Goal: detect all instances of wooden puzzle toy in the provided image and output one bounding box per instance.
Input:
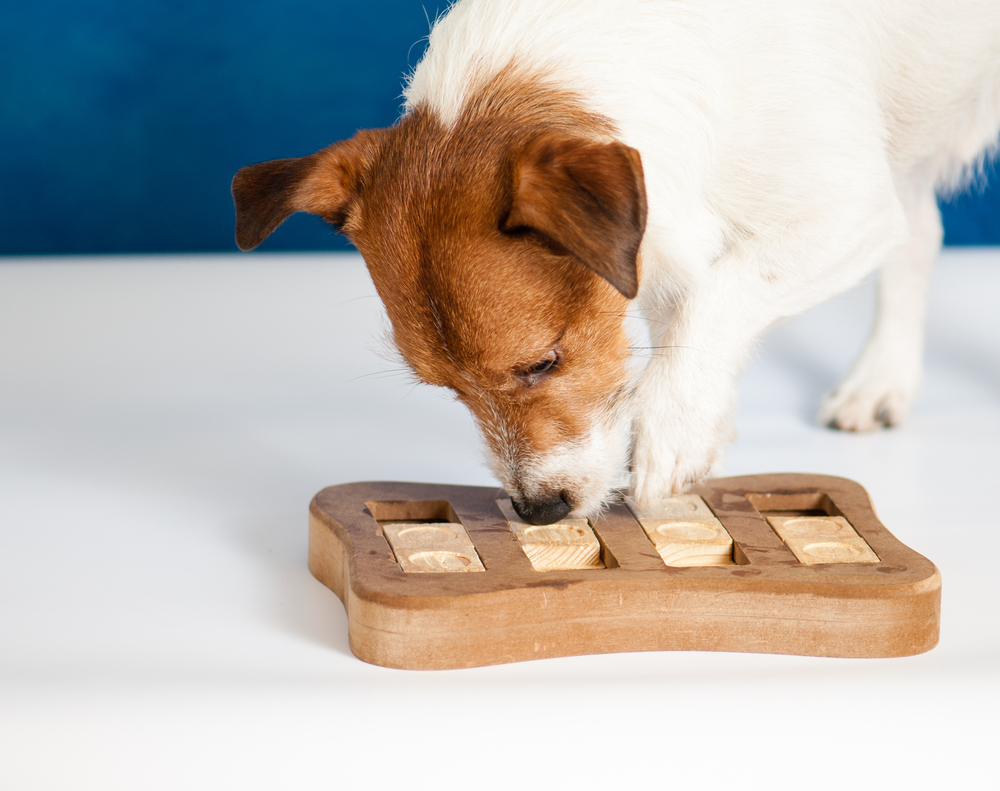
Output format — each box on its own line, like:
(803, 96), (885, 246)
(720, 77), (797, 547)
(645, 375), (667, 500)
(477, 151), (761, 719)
(308, 473), (940, 669)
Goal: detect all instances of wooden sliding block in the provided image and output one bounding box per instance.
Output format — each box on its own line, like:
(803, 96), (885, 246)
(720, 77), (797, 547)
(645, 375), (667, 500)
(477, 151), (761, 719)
(496, 499), (603, 570)
(639, 518), (734, 566)
(626, 495), (733, 566)
(624, 493), (716, 520)
(381, 522), (485, 573)
(767, 515), (879, 565)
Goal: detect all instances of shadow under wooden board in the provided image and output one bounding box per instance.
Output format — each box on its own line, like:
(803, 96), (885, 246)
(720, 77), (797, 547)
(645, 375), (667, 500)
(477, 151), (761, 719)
(308, 473), (941, 670)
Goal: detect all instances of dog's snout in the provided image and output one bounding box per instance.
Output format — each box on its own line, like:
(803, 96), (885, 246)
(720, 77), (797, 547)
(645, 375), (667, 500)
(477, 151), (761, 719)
(511, 491), (573, 525)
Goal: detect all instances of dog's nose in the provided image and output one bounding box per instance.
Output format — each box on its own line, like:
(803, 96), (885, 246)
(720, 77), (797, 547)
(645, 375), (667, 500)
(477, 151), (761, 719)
(511, 491), (573, 525)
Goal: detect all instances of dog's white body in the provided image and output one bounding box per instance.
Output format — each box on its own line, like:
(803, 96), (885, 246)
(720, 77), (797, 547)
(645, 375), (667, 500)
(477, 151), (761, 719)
(234, 1), (1000, 521)
(405, 0), (1000, 507)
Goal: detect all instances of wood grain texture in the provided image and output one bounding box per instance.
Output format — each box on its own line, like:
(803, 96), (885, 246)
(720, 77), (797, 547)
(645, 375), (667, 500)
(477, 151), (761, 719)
(308, 474), (941, 669)
(496, 498), (603, 570)
(767, 515), (879, 565)
(626, 493), (734, 566)
(637, 516), (735, 566)
(381, 522), (486, 573)
(624, 493), (716, 520)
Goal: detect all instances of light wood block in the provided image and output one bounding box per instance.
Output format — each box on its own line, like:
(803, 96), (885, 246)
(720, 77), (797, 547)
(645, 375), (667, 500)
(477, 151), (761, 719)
(626, 494), (733, 566)
(638, 517), (735, 566)
(495, 499), (603, 570)
(308, 474), (941, 669)
(767, 515), (879, 565)
(382, 522), (485, 573)
(624, 493), (716, 520)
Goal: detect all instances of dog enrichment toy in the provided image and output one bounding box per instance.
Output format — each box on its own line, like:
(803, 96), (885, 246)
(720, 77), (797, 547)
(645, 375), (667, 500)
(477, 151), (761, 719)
(309, 473), (940, 669)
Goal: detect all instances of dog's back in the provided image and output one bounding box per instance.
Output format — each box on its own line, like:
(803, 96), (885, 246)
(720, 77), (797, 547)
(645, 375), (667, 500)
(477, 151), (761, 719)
(406, 0), (1000, 257)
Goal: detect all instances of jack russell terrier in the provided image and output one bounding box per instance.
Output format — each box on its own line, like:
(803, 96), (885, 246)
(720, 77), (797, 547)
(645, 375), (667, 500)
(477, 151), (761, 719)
(233, 0), (1000, 524)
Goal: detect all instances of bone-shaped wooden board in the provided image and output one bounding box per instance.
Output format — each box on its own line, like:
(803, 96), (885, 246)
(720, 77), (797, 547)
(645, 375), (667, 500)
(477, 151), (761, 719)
(308, 474), (940, 669)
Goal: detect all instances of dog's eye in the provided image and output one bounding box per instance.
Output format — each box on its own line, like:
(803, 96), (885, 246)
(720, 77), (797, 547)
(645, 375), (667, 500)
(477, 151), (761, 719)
(518, 349), (561, 384)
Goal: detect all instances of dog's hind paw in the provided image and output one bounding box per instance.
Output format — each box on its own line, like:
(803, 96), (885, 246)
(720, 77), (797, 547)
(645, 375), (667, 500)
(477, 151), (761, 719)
(819, 381), (916, 432)
(819, 334), (924, 432)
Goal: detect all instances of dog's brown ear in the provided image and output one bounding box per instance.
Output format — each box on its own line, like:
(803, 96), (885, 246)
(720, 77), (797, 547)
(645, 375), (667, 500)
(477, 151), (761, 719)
(231, 134), (378, 251)
(503, 135), (646, 299)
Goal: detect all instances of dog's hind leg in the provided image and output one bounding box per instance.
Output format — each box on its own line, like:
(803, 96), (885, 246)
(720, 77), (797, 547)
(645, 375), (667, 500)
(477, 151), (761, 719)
(819, 182), (942, 431)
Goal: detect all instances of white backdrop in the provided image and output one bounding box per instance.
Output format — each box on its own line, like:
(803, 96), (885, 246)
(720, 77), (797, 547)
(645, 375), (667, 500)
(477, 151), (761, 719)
(1, 250), (997, 789)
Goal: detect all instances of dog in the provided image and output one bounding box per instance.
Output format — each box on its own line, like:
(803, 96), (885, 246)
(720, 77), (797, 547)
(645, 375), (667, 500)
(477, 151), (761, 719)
(233, 0), (1000, 525)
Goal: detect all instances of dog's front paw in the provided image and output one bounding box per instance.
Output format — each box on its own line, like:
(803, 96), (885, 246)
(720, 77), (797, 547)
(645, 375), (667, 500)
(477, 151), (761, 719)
(628, 353), (737, 506)
(820, 352), (921, 431)
(630, 420), (730, 506)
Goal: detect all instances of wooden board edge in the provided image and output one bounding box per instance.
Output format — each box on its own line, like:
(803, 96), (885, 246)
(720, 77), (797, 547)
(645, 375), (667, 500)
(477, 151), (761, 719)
(344, 607), (942, 670)
(336, 567), (942, 670)
(308, 497), (350, 611)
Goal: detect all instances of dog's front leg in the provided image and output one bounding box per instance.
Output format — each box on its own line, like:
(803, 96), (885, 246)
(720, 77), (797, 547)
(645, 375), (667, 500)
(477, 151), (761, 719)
(630, 273), (760, 503)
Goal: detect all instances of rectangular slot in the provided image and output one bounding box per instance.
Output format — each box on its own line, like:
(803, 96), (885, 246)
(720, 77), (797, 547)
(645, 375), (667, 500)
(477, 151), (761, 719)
(745, 491), (841, 518)
(366, 498), (459, 524)
(496, 499), (604, 571)
(746, 491), (878, 564)
(370, 500), (485, 573)
(625, 494), (734, 566)
(766, 515), (879, 565)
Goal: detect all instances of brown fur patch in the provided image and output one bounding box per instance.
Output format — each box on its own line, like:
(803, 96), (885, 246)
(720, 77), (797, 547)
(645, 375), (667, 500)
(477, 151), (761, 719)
(232, 67), (646, 467)
(504, 133), (646, 298)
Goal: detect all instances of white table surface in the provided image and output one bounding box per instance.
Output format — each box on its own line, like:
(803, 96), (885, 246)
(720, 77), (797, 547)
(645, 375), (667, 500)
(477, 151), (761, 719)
(2, 249), (997, 789)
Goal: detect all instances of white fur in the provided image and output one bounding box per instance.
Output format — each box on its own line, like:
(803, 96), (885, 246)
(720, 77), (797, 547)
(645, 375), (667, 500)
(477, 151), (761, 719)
(405, 0), (1000, 509)
(487, 401), (634, 519)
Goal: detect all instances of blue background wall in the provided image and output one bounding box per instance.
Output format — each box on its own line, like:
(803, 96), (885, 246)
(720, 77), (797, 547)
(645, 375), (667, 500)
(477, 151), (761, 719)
(1, 1), (997, 255)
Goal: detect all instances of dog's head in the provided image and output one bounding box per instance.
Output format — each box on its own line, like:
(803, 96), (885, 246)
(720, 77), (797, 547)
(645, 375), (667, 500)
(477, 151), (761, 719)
(233, 102), (646, 523)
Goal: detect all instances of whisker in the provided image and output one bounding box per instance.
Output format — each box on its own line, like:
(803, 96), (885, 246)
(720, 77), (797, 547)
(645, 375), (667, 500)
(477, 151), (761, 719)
(332, 294), (380, 307)
(627, 344), (728, 363)
(402, 382), (424, 400)
(594, 310), (673, 327)
(345, 367), (415, 383)
(629, 344), (711, 352)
